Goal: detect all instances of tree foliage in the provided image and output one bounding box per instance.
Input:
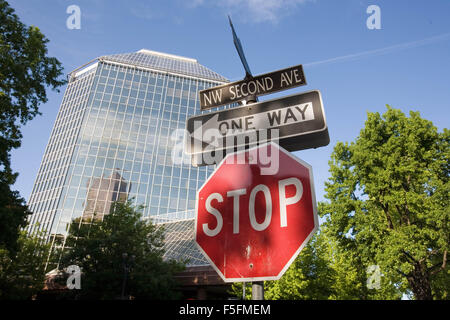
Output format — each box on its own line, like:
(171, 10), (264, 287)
(231, 229), (401, 300)
(263, 231), (335, 300)
(319, 107), (449, 300)
(0, 179), (30, 255)
(58, 201), (185, 300)
(0, 0), (65, 257)
(0, 230), (50, 299)
(0, 0), (65, 174)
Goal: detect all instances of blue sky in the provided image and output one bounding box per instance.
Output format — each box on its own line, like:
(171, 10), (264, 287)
(8, 0), (450, 204)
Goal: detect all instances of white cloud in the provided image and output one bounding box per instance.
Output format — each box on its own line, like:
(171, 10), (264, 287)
(190, 0), (314, 23)
(229, 0), (312, 22)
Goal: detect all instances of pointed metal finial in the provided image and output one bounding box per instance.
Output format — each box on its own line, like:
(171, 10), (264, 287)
(228, 15), (253, 79)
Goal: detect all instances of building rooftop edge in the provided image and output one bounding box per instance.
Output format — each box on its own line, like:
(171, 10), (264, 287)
(137, 49), (198, 63)
(68, 50), (228, 83)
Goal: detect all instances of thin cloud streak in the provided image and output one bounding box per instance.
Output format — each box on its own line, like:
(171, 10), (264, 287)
(304, 32), (450, 67)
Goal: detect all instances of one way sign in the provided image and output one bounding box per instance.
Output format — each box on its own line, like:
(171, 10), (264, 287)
(185, 90), (329, 166)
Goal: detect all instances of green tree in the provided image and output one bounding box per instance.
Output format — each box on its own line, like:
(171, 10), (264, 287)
(0, 230), (50, 299)
(319, 107), (449, 300)
(231, 228), (401, 300)
(263, 232), (335, 300)
(58, 201), (185, 300)
(0, 181), (30, 255)
(0, 0), (65, 252)
(325, 226), (402, 300)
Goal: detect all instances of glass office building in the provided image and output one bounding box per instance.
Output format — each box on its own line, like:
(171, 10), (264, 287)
(27, 49), (228, 258)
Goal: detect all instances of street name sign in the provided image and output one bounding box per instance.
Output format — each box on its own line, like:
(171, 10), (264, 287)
(199, 64), (307, 110)
(195, 143), (319, 282)
(186, 90), (329, 166)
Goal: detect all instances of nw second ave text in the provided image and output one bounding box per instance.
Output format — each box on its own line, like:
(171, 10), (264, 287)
(199, 64), (306, 109)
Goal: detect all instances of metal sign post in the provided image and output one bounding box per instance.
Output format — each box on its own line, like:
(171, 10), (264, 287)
(252, 282), (264, 300)
(244, 96), (264, 302)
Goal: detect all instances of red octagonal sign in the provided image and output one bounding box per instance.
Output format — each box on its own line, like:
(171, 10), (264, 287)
(195, 142), (318, 282)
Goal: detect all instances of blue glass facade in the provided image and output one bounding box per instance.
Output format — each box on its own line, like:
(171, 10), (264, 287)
(27, 50), (227, 254)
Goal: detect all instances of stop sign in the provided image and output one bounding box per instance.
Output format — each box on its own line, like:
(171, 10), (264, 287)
(195, 142), (318, 282)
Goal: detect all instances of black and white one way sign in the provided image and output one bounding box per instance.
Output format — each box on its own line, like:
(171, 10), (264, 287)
(186, 90), (329, 163)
